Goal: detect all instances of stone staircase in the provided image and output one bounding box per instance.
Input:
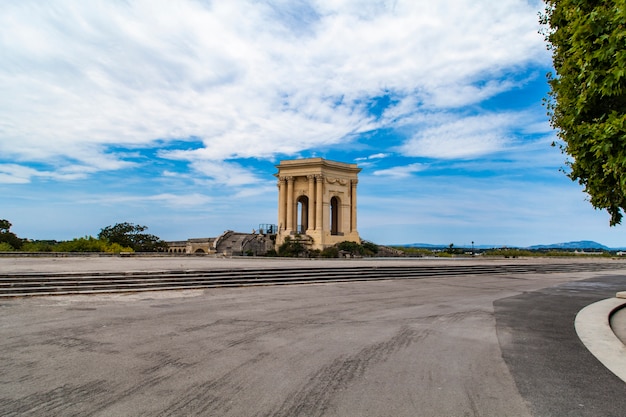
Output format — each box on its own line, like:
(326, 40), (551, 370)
(1, 262), (624, 298)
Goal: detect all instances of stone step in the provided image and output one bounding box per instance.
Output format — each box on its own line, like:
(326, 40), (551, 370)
(0, 262), (623, 298)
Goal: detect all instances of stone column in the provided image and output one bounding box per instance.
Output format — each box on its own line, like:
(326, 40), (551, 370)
(315, 175), (323, 231)
(277, 177), (285, 231)
(351, 179), (358, 232)
(286, 176), (294, 231)
(307, 175), (315, 231)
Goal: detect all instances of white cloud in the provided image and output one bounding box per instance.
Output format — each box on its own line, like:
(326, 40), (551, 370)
(148, 193), (213, 208)
(423, 79), (518, 109)
(7, 1), (623, 248)
(157, 156), (263, 187)
(372, 163), (427, 178)
(0, 165), (40, 184)
(189, 160), (262, 187)
(0, 163), (95, 183)
(398, 112), (525, 159)
(356, 153), (390, 161)
(83, 193), (212, 208)
(355, 152), (392, 168)
(0, 0), (548, 183)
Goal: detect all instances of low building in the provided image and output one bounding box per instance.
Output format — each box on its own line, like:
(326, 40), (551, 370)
(166, 230), (274, 256)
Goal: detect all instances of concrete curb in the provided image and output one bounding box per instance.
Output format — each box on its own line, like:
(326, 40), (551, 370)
(575, 295), (626, 383)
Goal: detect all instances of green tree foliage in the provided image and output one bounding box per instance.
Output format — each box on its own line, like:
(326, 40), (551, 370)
(18, 238), (131, 253)
(0, 242), (16, 251)
(0, 219), (11, 232)
(336, 241), (379, 257)
(483, 248), (535, 257)
(276, 239), (378, 258)
(0, 219), (22, 250)
(337, 240), (365, 256)
(446, 243), (464, 255)
(361, 241), (379, 255)
(320, 246), (339, 258)
(21, 241), (56, 252)
(277, 236), (306, 257)
(394, 246), (432, 256)
(541, 1), (626, 225)
(98, 222), (167, 252)
(54, 236), (132, 253)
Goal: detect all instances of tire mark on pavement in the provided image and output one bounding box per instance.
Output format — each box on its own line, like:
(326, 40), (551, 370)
(83, 373), (172, 415)
(84, 349), (203, 414)
(139, 351), (195, 375)
(154, 352), (270, 416)
(0, 380), (109, 417)
(420, 309), (492, 324)
(263, 325), (426, 417)
(41, 336), (119, 354)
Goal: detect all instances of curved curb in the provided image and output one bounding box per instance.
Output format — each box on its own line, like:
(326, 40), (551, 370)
(575, 296), (626, 383)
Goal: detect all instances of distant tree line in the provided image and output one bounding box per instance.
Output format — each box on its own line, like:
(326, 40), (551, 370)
(394, 246), (615, 258)
(0, 220), (166, 253)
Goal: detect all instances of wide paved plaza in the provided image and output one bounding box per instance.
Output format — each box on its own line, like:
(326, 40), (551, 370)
(0, 257), (625, 416)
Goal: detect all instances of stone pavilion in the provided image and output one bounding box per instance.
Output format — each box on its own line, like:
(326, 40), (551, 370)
(275, 158), (361, 251)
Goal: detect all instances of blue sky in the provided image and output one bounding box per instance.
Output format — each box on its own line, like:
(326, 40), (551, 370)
(1, 0), (624, 247)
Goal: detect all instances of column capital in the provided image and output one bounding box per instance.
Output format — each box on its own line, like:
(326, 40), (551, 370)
(315, 174), (324, 182)
(351, 179), (358, 186)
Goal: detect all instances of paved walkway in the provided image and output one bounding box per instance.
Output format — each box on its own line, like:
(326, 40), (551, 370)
(1, 254), (623, 273)
(0, 257), (624, 416)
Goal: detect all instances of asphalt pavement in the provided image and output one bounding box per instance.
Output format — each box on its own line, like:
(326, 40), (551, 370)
(0, 257), (624, 416)
(495, 275), (626, 416)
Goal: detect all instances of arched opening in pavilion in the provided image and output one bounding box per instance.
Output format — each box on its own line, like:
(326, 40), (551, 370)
(296, 195), (309, 234)
(330, 196), (340, 235)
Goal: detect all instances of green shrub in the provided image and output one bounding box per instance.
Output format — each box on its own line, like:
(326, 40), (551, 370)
(361, 241), (379, 255)
(320, 247), (339, 258)
(0, 242), (15, 251)
(54, 236), (105, 252)
(277, 237), (306, 257)
(105, 242), (134, 253)
(337, 241), (364, 255)
(54, 236), (133, 253)
(21, 241), (56, 252)
(484, 249), (534, 257)
(0, 231), (22, 250)
(394, 247), (433, 256)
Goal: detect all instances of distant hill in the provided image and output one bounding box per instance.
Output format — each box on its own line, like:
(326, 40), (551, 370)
(398, 240), (616, 250)
(526, 240), (610, 250)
